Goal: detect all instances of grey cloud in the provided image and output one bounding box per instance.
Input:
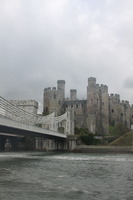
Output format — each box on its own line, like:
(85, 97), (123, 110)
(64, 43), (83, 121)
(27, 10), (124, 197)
(124, 78), (133, 89)
(1, 0), (133, 111)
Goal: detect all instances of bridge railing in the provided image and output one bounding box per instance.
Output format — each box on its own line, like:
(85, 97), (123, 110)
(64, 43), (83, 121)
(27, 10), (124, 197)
(36, 112), (68, 125)
(0, 96), (37, 125)
(36, 112), (55, 124)
(0, 96), (71, 134)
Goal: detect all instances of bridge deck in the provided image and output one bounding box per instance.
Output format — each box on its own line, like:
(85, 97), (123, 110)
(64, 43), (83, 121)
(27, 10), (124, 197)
(0, 116), (67, 139)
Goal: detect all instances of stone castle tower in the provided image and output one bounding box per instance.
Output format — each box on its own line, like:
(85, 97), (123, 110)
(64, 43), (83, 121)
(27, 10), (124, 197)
(87, 77), (109, 134)
(43, 80), (65, 116)
(43, 77), (133, 135)
(109, 94), (131, 129)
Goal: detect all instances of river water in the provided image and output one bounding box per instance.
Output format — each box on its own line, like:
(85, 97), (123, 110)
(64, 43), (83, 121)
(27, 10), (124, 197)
(0, 152), (133, 200)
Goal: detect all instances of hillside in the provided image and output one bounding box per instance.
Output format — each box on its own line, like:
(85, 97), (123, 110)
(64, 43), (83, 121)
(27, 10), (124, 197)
(109, 131), (133, 146)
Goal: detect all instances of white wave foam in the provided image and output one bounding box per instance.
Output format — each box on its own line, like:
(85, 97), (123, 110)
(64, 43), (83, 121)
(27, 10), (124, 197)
(46, 154), (133, 162)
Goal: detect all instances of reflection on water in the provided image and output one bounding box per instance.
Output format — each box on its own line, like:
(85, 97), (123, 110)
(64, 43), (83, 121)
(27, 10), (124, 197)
(0, 152), (133, 200)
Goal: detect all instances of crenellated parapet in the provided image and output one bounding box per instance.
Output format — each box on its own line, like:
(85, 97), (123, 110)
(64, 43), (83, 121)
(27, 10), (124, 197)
(44, 87), (57, 93)
(43, 80), (65, 115)
(121, 100), (129, 105)
(109, 94), (120, 103)
(70, 89), (77, 101)
(9, 100), (38, 115)
(62, 99), (87, 129)
(109, 93), (131, 128)
(87, 77), (109, 134)
(57, 80), (65, 100)
(42, 77), (133, 135)
(99, 84), (108, 93)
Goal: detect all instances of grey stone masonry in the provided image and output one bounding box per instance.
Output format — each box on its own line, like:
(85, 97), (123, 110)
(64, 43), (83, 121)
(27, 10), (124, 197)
(9, 100), (38, 115)
(43, 77), (133, 135)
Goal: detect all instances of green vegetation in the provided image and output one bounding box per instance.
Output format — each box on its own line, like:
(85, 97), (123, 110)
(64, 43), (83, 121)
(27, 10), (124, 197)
(75, 127), (100, 145)
(75, 124), (130, 146)
(109, 123), (130, 136)
(109, 131), (133, 146)
(80, 133), (93, 145)
(74, 127), (89, 135)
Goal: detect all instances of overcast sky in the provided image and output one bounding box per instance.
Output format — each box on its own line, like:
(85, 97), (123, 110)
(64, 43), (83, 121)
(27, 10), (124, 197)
(0, 0), (133, 112)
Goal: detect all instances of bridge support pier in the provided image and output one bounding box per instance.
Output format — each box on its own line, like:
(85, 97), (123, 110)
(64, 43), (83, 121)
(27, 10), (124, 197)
(0, 136), (6, 151)
(0, 136), (24, 151)
(67, 136), (77, 150)
(35, 138), (67, 151)
(35, 136), (77, 151)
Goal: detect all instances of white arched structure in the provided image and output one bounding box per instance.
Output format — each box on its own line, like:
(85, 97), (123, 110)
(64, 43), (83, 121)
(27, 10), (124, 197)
(36, 109), (74, 135)
(0, 96), (74, 136)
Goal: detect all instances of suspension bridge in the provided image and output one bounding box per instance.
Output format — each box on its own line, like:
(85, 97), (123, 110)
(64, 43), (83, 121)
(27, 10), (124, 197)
(0, 96), (74, 150)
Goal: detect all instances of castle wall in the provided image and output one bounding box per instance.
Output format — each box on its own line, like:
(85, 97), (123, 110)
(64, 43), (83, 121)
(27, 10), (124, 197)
(43, 80), (65, 116)
(119, 101), (130, 128)
(99, 85), (109, 134)
(9, 100), (38, 114)
(63, 100), (87, 129)
(109, 94), (131, 129)
(57, 80), (65, 100)
(109, 94), (120, 126)
(87, 77), (98, 133)
(43, 87), (58, 114)
(130, 105), (133, 126)
(70, 89), (77, 101)
(86, 77), (109, 134)
(43, 77), (133, 136)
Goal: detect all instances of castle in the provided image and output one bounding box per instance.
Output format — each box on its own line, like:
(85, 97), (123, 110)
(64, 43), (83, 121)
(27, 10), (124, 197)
(43, 77), (133, 135)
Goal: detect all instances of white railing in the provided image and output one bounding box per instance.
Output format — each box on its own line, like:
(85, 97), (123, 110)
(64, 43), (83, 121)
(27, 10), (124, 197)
(0, 96), (37, 125)
(0, 96), (68, 127)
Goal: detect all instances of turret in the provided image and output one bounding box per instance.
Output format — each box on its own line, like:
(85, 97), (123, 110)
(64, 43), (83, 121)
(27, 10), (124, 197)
(88, 77), (96, 89)
(109, 94), (120, 103)
(70, 89), (77, 101)
(100, 84), (108, 93)
(57, 80), (65, 99)
(87, 77), (109, 134)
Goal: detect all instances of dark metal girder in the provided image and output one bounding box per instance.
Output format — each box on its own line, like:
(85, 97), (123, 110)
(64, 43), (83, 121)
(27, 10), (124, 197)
(0, 125), (66, 141)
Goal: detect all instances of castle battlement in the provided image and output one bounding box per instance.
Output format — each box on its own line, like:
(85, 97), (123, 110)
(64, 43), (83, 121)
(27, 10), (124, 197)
(109, 93), (120, 101)
(99, 84), (108, 93)
(9, 100), (38, 108)
(88, 77), (96, 88)
(88, 77), (96, 82)
(52, 87), (56, 91)
(57, 80), (65, 84)
(9, 100), (38, 114)
(43, 80), (65, 115)
(70, 89), (77, 101)
(44, 87), (52, 92)
(121, 100), (129, 105)
(43, 77), (133, 134)
(44, 87), (58, 93)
